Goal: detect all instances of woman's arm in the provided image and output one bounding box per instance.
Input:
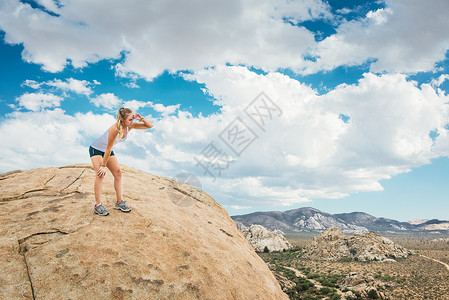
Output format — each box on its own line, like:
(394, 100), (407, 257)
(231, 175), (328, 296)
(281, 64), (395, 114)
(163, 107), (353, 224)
(97, 125), (118, 177)
(132, 113), (153, 129)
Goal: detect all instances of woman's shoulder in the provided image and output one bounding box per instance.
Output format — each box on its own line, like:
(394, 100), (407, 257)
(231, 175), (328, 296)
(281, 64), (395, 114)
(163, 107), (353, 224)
(108, 124), (119, 134)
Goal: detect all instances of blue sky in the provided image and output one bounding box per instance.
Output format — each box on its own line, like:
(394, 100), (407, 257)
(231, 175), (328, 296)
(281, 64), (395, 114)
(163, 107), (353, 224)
(1, 0), (449, 221)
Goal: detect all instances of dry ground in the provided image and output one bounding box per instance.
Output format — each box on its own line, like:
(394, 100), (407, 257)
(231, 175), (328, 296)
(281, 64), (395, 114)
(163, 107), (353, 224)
(259, 233), (449, 299)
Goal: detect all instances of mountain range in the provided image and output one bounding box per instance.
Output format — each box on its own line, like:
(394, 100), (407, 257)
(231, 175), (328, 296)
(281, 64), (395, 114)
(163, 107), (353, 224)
(231, 207), (449, 234)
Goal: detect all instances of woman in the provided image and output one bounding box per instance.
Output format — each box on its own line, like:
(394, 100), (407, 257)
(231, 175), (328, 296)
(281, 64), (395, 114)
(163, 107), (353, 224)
(89, 107), (153, 216)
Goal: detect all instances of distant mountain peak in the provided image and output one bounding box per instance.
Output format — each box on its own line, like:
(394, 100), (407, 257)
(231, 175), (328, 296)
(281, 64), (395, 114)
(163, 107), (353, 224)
(231, 207), (448, 233)
(408, 219), (430, 225)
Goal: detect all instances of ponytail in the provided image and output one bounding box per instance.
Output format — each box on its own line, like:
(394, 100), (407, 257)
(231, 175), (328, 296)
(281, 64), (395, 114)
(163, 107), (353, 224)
(116, 107), (133, 139)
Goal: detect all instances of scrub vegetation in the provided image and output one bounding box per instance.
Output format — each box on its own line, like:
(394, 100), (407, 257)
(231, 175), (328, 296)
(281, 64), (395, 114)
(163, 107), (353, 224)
(258, 233), (449, 299)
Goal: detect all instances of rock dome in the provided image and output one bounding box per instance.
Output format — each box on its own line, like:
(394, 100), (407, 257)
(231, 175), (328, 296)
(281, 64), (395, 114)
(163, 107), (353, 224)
(0, 164), (288, 299)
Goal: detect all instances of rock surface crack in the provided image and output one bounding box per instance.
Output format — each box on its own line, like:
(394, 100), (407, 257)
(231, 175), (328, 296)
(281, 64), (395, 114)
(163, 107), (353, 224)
(21, 250), (36, 300)
(60, 169), (86, 193)
(44, 174), (56, 185)
(18, 229), (69, 300)
(172, 186), (202, 203)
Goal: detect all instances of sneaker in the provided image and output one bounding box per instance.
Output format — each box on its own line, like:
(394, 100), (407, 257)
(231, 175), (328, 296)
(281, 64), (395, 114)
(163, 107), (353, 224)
(94, 203), (109, 216)
(115, 200), (131, 212)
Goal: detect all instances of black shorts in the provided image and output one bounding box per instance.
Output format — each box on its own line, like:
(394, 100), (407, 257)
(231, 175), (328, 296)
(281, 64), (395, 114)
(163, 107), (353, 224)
(89, 146), (115, 158)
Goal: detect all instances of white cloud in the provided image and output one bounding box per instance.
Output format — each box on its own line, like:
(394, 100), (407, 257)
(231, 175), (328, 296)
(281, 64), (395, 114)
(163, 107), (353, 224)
(431, 74), (449, 88)
(366, 7), (391, 25)
(182, 66), (449, 206)
(16, 92), (63, 111)
(1, 0), (448, 78)
(0, 109), (114, 171)
(23, 78), (96, 95)
(34, 0), (61, 14)
(48, 78), (96, 95)
(114, 63), (140, 88)
(320, 73), (449, 165)
(151, 103), (180, 117)
(23, 80), (41, 89)
(122, 100), (152, 112)
(90, 93), (122, 110)
(0, 0), (327, 79)
(304, 0), (449, 74)
(269, 0), (332, 21)
(122, 100), (180, 117)
(0, 0), (123, 72)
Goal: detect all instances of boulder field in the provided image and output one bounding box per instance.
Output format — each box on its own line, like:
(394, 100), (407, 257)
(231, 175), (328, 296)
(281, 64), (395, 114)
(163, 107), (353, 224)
(304, 227), (412, 262)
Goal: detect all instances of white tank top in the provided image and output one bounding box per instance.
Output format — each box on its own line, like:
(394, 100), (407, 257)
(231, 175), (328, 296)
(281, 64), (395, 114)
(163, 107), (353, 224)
(91, 126), (129, 152)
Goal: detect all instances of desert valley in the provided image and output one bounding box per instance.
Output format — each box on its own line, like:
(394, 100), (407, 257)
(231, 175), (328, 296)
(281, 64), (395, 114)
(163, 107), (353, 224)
(234, 209), (449, 299)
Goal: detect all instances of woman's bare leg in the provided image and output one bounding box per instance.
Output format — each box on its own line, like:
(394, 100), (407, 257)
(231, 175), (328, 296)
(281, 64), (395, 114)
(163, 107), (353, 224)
(91, 155), (105, 206)
(106, 156), (123, 203)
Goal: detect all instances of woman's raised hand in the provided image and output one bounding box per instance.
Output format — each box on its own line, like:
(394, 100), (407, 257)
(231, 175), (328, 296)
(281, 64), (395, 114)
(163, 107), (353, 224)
(134, 113), (143, 121)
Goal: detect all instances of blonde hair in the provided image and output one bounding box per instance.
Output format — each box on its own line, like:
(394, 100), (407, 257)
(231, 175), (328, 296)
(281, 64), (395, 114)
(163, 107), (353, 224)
(116, 107), (133, 139)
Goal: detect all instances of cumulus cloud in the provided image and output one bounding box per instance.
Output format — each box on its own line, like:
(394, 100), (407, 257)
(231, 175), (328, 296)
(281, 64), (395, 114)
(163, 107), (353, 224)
(22, 80), (42, 89)
(0, 109), (115, 171)
(16, 92), (63, 111)
(431, 74), (449, 88)
(151, 103), (180, 117)
(0, 0), (328, 79)
(181, 66), (449, 207)
(47, 78), (96, 95)
(114, 63), (140, 88)
(1, 0), (449, 78)
(90, 93), (122, 110)
(23, 78), (96, 95)
(123, 100), (180, 117)
(122, 100), (152, 112)
(0, 0), (123, 72)
(304, 0), (449, 74)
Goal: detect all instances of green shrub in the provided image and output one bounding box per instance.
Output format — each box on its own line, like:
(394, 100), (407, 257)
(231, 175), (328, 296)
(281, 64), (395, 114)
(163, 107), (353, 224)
(330, 293), (341, 300)
(302, 295), (319, 300)
(367, 289), (378, 299)
(320, 287), (333, 295)
(296, 282), (311, 292)
(340, 257), (353, 262)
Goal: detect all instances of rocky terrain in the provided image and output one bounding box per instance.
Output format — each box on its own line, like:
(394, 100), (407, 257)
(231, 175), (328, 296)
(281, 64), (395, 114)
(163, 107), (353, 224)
(260, 233), (449, 299)
(237, 223), (293, 252)
(0, 164), (288, 300)
(232, 207), (449, 233)
(304, 227), (413, 262)
(339, 272), (388, 299)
